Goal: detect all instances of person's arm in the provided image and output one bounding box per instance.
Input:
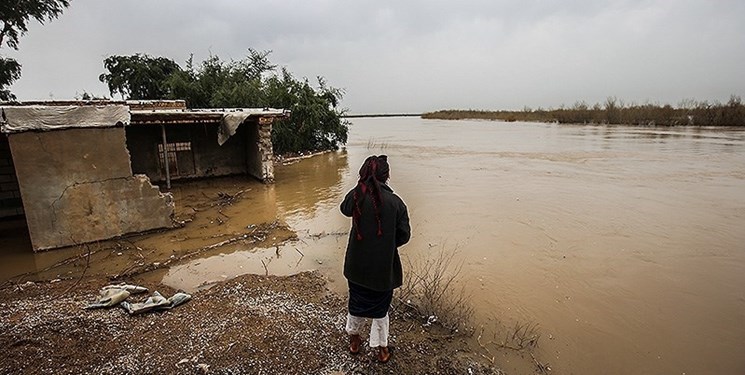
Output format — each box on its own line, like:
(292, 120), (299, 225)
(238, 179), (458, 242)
(395, 200), (411, 247)
(340, 189), (355, 217)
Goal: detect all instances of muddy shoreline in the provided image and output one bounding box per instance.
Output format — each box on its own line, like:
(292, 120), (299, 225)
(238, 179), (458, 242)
(0, 271), (502, 374)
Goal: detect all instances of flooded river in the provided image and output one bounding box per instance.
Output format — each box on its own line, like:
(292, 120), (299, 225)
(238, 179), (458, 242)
(2, 117), (744, 374)
(256, 118), (745, 374)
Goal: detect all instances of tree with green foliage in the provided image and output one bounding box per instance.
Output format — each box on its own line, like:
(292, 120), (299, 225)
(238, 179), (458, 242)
(0, 0), (70, 100)
(99, 50), (349, 154)
(161, 50), (277, 109)
(99, 54), (182, 100)
(264, 70), (347, 153)
(0, 57), (21, 100)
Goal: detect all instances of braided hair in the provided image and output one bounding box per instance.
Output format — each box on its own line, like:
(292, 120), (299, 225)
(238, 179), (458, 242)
(352, 155), (390, 240)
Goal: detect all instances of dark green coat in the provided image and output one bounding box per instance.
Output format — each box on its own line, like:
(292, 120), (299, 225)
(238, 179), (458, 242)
(341, 184), (411, 291)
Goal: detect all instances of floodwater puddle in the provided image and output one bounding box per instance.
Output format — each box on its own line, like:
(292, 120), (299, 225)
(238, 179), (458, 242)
(0, 151), (352, 292)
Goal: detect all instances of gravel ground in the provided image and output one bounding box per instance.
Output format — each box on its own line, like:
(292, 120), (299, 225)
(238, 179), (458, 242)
(0, 271), (501, 374)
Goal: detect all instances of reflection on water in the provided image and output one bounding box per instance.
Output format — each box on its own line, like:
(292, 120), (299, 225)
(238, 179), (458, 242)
(161, 152), (351, 290)
(274, 151), (350, 228)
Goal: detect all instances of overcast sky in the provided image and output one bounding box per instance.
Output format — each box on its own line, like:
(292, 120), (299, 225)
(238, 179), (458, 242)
(5, 0), (745, 113)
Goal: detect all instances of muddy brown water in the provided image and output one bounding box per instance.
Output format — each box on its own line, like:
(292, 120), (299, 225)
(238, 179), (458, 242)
(2, 118), (745, 374)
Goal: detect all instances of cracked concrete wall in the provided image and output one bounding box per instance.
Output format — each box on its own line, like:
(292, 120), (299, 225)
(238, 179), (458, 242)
(8, 127), (174, 251)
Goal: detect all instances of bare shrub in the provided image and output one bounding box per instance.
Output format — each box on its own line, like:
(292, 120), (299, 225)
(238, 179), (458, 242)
(395, 247), (474, 334)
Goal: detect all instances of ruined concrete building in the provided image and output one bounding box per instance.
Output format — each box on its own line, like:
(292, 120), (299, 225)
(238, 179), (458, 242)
(0, 100), (288, 251)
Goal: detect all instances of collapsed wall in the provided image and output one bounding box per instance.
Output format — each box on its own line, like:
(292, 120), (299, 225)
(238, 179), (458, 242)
(1, 105), (174, 251)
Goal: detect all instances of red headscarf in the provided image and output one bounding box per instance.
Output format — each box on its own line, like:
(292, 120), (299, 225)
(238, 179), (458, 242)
(352, 155), (390, 240)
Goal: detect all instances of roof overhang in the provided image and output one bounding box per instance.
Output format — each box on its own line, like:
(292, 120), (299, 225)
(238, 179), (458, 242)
(0, 101), (290, 143)
(129, 107), (289, 126)
(1, 105), (130, 134)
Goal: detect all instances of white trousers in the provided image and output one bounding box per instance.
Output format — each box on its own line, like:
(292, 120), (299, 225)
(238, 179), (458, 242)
(345, 312), (390, 348)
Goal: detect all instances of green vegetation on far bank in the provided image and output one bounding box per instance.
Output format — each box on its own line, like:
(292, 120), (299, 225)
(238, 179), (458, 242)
(423, 96), (745, 126)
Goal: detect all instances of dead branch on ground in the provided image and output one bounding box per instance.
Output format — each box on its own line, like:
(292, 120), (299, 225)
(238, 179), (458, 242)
(1, 242), (111, 290)
(304, 230), (347, 240)
(110, 221), (285, 280)
(260, 259), (269, 275)
(477, 326), (496, 364)
(215, 189), (249, 206)
(55, 242), (95, 298)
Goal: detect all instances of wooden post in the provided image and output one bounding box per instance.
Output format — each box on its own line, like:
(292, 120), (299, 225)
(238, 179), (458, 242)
(160, 124), (171, 189)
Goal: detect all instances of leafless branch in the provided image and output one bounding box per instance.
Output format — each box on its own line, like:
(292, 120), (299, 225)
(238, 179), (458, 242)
(55, 242), (95, 298)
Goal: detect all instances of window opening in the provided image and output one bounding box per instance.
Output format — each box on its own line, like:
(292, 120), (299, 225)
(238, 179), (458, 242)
(157, 142), (192, 177)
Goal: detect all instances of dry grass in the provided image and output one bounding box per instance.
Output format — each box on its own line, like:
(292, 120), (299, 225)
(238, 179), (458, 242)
(395, 247), (474, 334)
(392, 247), (548, 372)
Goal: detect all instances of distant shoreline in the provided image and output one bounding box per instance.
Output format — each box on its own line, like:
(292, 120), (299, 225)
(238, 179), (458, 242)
(421, 102), (745, 126)
(342, 99), (745, 127)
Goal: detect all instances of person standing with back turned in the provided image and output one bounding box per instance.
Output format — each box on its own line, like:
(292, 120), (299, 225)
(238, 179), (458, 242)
(340, 155), (411, 363)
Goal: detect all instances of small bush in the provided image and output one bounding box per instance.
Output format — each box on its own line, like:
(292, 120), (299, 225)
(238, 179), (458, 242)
(395, 247), (474, 334)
